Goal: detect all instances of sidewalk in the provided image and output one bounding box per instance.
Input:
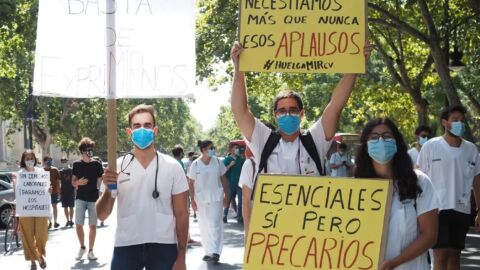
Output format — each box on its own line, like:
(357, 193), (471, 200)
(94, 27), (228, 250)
(1, 209), (478, 269)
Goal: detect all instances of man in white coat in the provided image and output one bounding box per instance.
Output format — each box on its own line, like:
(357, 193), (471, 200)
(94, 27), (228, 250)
(97, 104), (189, 270)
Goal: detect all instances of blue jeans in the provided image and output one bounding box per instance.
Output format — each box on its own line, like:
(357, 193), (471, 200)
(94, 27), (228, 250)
(111, 243), (178, 270)
(223, 185), (242, 220)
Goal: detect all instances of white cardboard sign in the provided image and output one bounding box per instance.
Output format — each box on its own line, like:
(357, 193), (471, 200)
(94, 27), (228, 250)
(33, 0), (195, 98)
(15, 172), (51, 217)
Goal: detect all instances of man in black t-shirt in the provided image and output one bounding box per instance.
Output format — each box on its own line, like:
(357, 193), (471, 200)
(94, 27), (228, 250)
(72, 137), (103, 261)
(60, 157), (75, 227)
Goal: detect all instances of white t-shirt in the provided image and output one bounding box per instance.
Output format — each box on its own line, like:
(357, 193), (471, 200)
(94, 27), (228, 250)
(329, 152), (351, 177)
(385, 170), (440, 270)
(246, 118), (331, 175)
(407, 147), (419, 166)
(238, 158), (256, 190)
(187, 156), (227, 203)
(114, 152), (189, 247)
(417, 136), (480, 214)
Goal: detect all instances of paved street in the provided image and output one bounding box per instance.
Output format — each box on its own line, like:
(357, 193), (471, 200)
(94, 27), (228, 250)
(0, 208), (245, 270)
(1, 208), (479, 269)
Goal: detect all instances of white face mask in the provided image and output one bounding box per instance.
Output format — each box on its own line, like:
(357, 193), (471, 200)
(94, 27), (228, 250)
(25, 160), (35, 168)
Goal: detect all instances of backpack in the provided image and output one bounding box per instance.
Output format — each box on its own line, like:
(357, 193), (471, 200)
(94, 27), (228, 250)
(258, 130), (324, 175)
(251, 130), (325, 199)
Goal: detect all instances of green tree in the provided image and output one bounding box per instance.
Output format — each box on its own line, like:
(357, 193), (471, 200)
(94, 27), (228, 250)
(0, 0), (204, 156)
(196, 0), (479, 144)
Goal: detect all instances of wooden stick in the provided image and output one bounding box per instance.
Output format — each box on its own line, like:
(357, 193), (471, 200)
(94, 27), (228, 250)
(107, 99), (117, 171)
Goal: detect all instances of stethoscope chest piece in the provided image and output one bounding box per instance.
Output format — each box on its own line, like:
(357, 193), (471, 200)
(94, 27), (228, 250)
(152, 190), (160, 199)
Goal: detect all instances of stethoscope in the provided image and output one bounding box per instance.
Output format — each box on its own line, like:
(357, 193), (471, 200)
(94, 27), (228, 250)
(120, 151), (160, 199)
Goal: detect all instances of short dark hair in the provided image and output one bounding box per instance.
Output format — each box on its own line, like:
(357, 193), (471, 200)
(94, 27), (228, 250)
(338, 142), (347, 151)
(20, 149), (37, 168)
(440, 105), (467, 121)
(187, 151), (195, 157)
(273, 90), (304, 111)
(43, 155), (52, 162)
(414, 125), (432, 136)
(171, 144), (184, 158)
(197, 140), (213, 152)
(78, 137), (95, 152)
(128, 104), (157, 127)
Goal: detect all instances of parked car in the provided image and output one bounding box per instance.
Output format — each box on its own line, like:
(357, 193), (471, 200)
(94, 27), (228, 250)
(0, 171), (14, 184)
(0, 180), (15, 227)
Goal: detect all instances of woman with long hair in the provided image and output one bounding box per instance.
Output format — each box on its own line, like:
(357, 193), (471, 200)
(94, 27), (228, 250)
(15, 150), (49, 269)
(355, 118), (439, 270)
(187, 140), (228, 263)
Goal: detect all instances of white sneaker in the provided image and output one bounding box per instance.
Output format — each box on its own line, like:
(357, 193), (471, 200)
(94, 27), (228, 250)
(87, 250), (98, 260)
(76, 248), (86, 260)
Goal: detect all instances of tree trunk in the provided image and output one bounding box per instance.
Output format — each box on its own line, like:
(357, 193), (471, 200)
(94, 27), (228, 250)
(414, 97), (429, 126)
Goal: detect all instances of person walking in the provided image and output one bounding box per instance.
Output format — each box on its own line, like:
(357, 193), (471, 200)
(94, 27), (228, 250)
(15, 150), (49, 269)
(59, 157), (75, 227)
(407, 125), (432, 166)
(230, 41), (372, 180)
(172, 144), (200, 247)
(43, 155), (61, 229)
(97, 104), (189, 270)
(223, 142), (245, 223)
(72, 137), (103, 261)
(417, 105), (480, 269)
(355, 118), (439, 269)
(329, 142), (353, 177)
(188, 140), (228, 262)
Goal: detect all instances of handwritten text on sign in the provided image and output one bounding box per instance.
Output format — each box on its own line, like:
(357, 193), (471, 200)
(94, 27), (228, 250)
(243, 175), (392, 270)
(33, 0), (195, 98)
(239, 0), (366, 73)
(15, 172), (51, 217)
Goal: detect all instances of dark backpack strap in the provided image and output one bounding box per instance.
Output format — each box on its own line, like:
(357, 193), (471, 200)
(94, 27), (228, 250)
(250, 157), (256, 181)
(251, 131), (281, 200)
(299, 131), (325, 175)
(258, 131), (282, 174)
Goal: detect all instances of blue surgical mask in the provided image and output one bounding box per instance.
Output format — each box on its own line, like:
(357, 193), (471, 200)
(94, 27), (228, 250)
(131, 127), (155, 149)
(277, 114), (301, 135)
(208, 149), (216, 157)
(367, 138), (397, 164)
(46, 159), (53, 166)
(449, 121), (465, 137)
(418, 136), (428, 146)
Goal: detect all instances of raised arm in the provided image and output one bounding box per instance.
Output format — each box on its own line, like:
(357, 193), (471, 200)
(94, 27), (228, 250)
(231, 41), (256, 141)
(321, 43), (373, 140)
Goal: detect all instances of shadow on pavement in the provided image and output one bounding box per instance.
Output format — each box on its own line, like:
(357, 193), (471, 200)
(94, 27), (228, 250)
(197, 261), (243, 270)
(71, 260), (108, 269)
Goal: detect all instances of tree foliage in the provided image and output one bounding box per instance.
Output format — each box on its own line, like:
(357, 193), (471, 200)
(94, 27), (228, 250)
(0, 0), (204, 158)
(196, 0), (480, 145)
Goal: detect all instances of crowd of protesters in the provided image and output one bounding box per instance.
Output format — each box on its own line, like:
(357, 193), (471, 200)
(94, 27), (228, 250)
(8, 41), (479, 270)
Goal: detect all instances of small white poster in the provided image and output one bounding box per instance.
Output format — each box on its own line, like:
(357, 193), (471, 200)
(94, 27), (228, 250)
(15, 172), (51, 217)
(33, 0), (195, 99)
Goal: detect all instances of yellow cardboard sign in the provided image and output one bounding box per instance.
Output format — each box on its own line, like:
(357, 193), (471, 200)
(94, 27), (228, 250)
(239, 0), (367, 73)
(244, 175), (392, 270)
